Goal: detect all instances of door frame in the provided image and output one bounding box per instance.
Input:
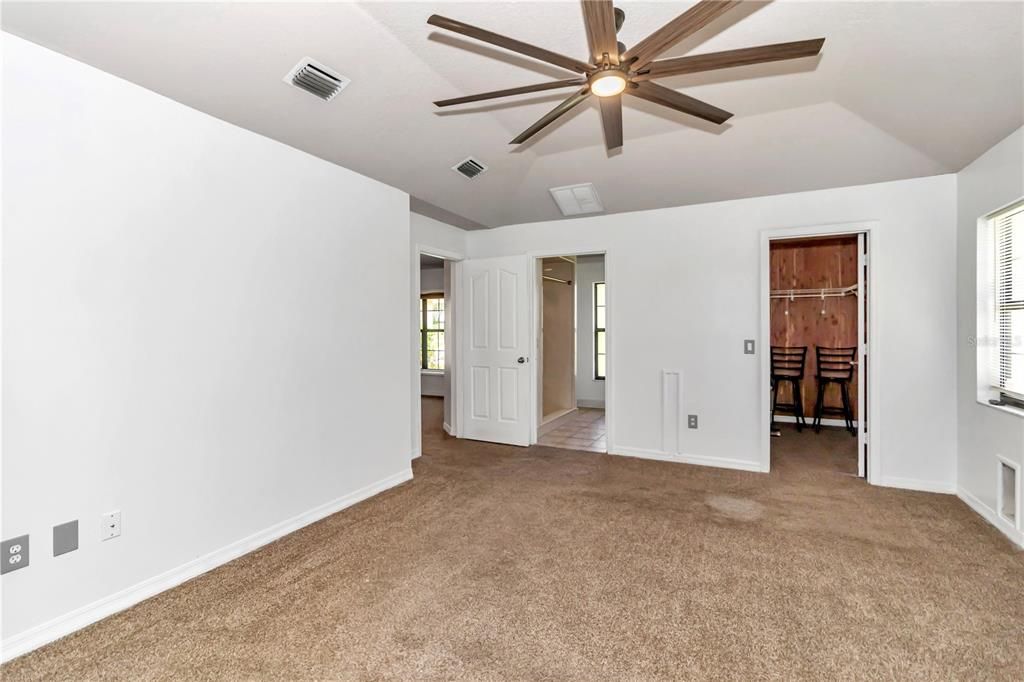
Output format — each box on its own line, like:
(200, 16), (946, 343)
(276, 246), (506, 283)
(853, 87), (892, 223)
(758, 221), (880, 482)
(412, 243), (464, 460)
(527, 248), (613, 450)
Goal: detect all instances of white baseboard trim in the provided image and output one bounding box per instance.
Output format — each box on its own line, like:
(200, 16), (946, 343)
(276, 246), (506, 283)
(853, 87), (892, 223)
(957, 485), (1024, 548)
(610, 446), (764, 473)
(875, 476), (956, 494)
(0, 467), (414, 663)
(541, 407), (577, 425)
(576, 399), (605, 409)
(443, 422), (452, 435)
(774, 415), (857, 428)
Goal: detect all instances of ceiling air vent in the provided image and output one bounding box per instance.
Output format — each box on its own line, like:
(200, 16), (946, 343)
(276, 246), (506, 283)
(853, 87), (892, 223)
(452, 157), (488, 179)
(549, 183), (604, 216)
(283, 57), (350, 101)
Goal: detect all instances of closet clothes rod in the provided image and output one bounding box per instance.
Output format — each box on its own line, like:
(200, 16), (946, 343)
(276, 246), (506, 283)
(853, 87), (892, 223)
(770, 284), (858, 300)
(543, 275), (572, 284)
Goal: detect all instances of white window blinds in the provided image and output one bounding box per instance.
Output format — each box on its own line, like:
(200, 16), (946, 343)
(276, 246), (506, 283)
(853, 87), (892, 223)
(995, 203), (1024, 398)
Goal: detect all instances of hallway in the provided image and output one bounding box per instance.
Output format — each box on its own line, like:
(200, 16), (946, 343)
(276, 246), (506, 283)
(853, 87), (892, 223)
(537, 408), (607, 453)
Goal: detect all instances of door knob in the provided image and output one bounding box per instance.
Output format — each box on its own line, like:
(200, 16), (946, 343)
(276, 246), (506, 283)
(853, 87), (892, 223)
(517, 357), (527, 364)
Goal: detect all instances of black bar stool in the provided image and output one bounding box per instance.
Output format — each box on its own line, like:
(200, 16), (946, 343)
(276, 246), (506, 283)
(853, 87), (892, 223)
(771, 346), (808, 431)
(813, 346), (857, 435)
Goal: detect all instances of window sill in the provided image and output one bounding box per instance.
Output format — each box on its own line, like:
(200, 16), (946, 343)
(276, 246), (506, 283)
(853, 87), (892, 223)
(977, 397), (1024, 419)
(421, 369), (445, 376)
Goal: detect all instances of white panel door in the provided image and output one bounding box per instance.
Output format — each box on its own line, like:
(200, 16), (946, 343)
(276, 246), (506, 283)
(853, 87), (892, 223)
(461, 255), (531, 446)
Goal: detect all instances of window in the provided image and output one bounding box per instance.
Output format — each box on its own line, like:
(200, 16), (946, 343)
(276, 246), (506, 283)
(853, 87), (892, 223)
(594, 282), (606, 379)
(420, 294), (445, 371)
(993, 202), (1024, 400)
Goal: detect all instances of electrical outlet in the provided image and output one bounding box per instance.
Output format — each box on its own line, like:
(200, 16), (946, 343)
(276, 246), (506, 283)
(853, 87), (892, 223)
(1, 535), (30, 574)
(101, 511), (122, 541)
(688, 414), (699, 429)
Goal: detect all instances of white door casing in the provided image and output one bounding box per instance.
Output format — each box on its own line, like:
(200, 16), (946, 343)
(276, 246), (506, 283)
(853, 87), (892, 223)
(857, 233), (868, 478)
(461, 255), (531, 446)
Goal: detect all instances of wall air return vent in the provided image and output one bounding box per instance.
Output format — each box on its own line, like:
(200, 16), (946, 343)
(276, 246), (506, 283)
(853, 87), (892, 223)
(283, 57), (350, 101)
(452, 157), (488, 179)
(549, 183), (604, 216)
(998, 456), (1020, 529)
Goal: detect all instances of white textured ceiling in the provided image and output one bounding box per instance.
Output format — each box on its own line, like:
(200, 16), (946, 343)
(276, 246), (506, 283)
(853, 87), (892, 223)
(4, 1), (1022, 228)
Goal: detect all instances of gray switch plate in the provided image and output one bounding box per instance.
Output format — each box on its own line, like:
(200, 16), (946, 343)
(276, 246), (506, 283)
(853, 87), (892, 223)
(688, 414), (699, 429)
(744, 339), (756, 355)
(1, 534), (29, 574)
(53, 520), (79, 557)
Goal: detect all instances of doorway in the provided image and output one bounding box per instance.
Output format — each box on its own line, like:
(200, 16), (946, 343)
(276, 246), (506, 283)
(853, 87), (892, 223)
(762, 230), (871, 479)
(413, 247), (462, 460)
(535, 254), (607, 453)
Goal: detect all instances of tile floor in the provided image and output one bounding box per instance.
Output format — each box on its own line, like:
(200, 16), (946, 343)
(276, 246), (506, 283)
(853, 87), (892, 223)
(537, 408), (606, 453)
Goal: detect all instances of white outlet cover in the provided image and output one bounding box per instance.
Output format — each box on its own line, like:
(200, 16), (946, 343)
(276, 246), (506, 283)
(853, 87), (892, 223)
(101, 510), (122, 541)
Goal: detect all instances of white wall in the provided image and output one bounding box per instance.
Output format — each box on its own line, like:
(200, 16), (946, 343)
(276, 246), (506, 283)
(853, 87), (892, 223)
(468, 175), (959, 489)
(956, 126), (1024, 543)
(1, 35), (412, 655)
(575, 256), (606, 408)
(411, 213), (468, 257)
(420, 266), (444, 294)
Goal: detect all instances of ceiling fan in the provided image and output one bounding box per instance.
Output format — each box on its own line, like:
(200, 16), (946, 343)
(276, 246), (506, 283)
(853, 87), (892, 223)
(428, 0), (824, 150)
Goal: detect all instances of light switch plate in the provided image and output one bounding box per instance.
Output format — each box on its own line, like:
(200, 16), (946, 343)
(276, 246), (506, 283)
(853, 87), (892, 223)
(2, 535), (29, 574)
(744, 339), (756, 355)
(53, 520), (79, 557)
(688, 414), (699, 429)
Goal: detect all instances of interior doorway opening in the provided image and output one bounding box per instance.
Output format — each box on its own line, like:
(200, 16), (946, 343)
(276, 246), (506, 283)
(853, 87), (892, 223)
(767, 234), (869, 478)
(535, 254), (607, 454)
(417, 251), (458, 458)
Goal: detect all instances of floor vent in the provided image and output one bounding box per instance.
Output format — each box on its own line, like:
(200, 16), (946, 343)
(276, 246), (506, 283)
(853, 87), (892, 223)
(999, 457), (1019, 527)
(283, 58), (350, 101)
(452, 157), (488, 179)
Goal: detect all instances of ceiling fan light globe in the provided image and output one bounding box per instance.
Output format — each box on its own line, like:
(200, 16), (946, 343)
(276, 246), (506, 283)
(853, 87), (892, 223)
(590, 71), (627, 97)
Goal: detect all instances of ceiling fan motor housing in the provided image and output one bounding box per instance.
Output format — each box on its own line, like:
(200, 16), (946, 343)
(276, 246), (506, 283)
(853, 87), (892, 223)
(614, 7), (625, 32)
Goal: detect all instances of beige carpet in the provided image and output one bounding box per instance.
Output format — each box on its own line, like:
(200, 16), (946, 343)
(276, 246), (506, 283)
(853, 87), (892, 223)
(4, 398), (1024, 680)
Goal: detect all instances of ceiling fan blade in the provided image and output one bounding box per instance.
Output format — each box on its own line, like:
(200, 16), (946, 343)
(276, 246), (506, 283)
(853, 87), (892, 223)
(599, 95), (623, 150)
(627, 81), (732, 125)
(634, 38), (825, 81)
(428, 14), (594, 75)
(581, 0), (620, 65)
(435, 78), (587, 107)
(510, 87), (591, 144)
(622, 0), (740, 71)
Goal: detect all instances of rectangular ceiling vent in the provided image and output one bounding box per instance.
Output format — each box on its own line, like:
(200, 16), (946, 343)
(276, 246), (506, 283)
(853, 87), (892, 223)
(452, 157), (488, 179)
(549, 183), (604, 216)
(283, 57), (350, 101)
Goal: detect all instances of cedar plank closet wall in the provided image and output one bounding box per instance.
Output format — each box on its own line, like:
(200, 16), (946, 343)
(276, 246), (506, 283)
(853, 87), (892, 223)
(770, 236), (858, 420)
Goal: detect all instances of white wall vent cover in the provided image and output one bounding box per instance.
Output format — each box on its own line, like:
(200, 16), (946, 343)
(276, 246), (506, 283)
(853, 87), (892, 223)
(549, 183), (604, 216)
(283, 57), (350, 101)
(452, 157), (488, 179)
